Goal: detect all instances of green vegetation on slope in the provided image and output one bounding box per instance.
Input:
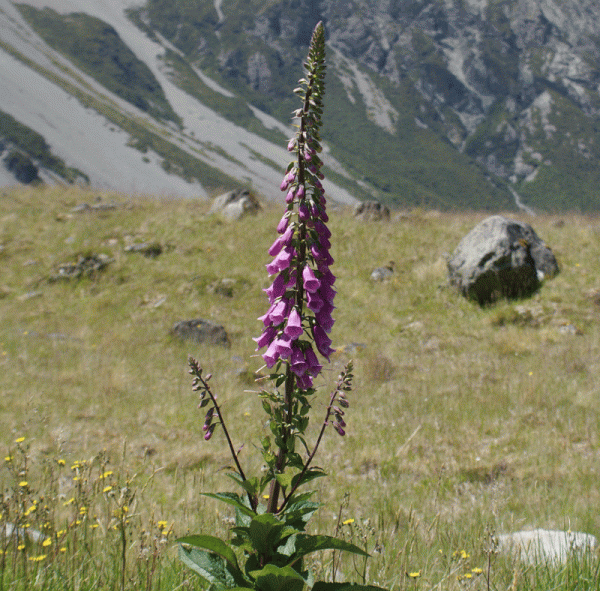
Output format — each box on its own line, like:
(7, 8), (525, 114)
(0, 109), (88, 183)
(17, 5), (180, 125)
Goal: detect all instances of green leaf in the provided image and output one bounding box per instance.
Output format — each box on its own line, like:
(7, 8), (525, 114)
(178, 545), (249, 589)
(291, 469), (326, 490)
(176, 534), (239, 570)
(312, 584), (389, 591)
(248, 514), (283, 555)
(275, 472), (294, 489)
(203, 492), (256, 518)
(249, 564), (306, 591)
(292, 534), (370, 560)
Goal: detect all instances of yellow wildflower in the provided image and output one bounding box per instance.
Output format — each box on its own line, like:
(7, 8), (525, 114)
(15, 437), (25, 443)
(19, 481), (28, 488)
(408, 571), (421, 578)
(17, 544), (25, 551)
(4, 456), (12, 462)
(472, 567), (483, 574)
(342, 518), (355, 525)
(63, 498), (75, 506)
(57, 459), (66, 466)
(28, 555), (46, 562)
(42, 539), (52, 547)
(103, 485), (112, 493)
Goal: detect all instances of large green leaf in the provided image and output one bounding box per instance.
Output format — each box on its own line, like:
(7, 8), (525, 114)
(203, 492), (257, 517)
(176, 534), (239, 570)
(249, 563), (306, 591)
(178, 545), (249, 589)
(312, 584), (388, 591)
(292, 535), (370, 560)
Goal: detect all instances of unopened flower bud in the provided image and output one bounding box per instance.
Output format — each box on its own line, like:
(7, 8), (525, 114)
(204, 424), (216, 441)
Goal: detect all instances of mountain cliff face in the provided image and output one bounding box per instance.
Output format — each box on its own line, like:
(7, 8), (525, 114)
(136, 0), (600, 211)
(2, 0), (600, 211)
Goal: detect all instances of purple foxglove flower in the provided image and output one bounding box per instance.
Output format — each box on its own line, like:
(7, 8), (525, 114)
(299, 202), (310, 221)
(296, 372), (313, 391)
(264, 273), (286, 303)
(311, 244), (334, 266)
(304, 346), (323, 377)
(263, 339), (280, 368)
(334, 423), (345, 436)
(313, 325), (334, 359)
(270, 298), (291, 325)
(287, 138), (296, 151)
(314, 220), (331, 239)
(315, 307), (335, 333)
(277, 215), (290, 234)
(253, 325), (277, 350)
(286, 189), (295, 204)
(302, 266), (320, 293)
(297, 184), (305, 198)
(290, 346), (308, 377)
(266, 246), (293, 275)
(204, 424), (216, 440)
(274, 335), (293, 359)
(319, 283), (336, 305)
(268, 225), (294, 256)
(284, 308), (303, 339)
(307, 291), (324, 313)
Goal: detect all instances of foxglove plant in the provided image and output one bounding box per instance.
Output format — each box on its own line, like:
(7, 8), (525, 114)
(178, 22), (386, 591)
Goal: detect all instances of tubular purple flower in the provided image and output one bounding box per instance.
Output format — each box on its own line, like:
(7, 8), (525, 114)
(297, 184), (305, 198)
(304, 346), (323, 377)
(284, 308), (304, 339)
(264, 272), (286, 303)
(287, 138), (296, 151)
(307, 291), (323, 313)
(253, 325), (277, 350)
(302, 266), (320, 292)
(268, 225), (294, 256)
(266, 246), (294, 275)
(269, 298), (291, 325)
(290, 346), (308, 377)
(277, 215), (290, 234)
(274, 335), (293, 359)
(313, 325), (334, 359)
(263, 339), (280, 368)
(286, 189), (295, 204)
(296, 372), (313, 391)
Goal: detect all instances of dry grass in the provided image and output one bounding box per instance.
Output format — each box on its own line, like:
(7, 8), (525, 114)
(1, 186), (600, 589)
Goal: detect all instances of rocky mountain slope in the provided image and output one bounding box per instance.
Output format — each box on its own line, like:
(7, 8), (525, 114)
(2, 0), (600, 211)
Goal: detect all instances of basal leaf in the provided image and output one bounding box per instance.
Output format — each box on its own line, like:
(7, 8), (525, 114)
(249, 563), (306, 591)
(176, 534), (239, 570)
(178, 545), (249, 589)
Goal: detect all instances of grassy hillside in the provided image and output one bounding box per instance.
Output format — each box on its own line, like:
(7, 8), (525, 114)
(0, 187), (599, 589)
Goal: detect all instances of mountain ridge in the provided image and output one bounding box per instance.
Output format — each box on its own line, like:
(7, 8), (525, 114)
(1, 0), (600, 211)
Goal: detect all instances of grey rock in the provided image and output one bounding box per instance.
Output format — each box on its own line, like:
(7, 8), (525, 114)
(209, 189), (261, 221)
(124, 242), (162, 258)
(50, 254), (114, 281)
(172, 319), (230, 347)
(354, 200), (390, 221)
(496, 529), (597, 565)
(447, 215), (559, 304)
(370, 261), (395, 281)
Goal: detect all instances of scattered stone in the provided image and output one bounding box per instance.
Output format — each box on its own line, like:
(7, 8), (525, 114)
(447, 215), (559, 304)
(124, 242), (162, 258)
(370, 261), (395, 281)
(172, 319), (230, 347)
(353, 200), (390, 221)
(3, 522), (45, 543)
(496, 529), (597, 565)
(50, 254), (114, 281)
(209, 189), (261, 220)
